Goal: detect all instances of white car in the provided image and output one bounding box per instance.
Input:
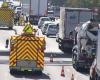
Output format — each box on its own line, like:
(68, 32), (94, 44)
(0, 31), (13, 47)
(41, 21), (54, 34)
(46, 23), (59, 37)
(38, 17), (51, 29)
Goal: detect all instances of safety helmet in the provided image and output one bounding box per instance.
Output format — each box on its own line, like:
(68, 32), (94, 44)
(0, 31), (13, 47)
(2, 2), (9, 8)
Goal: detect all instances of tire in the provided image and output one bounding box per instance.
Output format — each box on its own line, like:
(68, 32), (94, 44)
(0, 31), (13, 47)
(72, 54), (79, 71)
(72, 54), (75, 68)
(72, 54), (76, 68)
(10, 69), (16, 74)
(34, 70), (42, 75)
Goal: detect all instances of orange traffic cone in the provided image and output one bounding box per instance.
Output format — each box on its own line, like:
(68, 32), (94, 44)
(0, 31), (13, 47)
(71, 74), (74, 80)
(61, 66), (65, 77)
(50, 54), (53, 62)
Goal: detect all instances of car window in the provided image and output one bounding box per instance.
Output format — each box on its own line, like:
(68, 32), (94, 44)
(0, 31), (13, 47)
(17, 8), (21, 10)
(49, 25), (58, 31)
(42, 18), (51, 21)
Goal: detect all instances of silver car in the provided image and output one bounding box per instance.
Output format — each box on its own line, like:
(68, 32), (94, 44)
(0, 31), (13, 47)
(38, 17), (51, 29)
(46, 24), (59, 37)
(41, 21), (54, 35)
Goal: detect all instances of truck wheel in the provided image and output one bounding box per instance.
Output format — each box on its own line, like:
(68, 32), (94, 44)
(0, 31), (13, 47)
(72, 54), (76, 68)
(34, 70), (42, 75)
(72, 54), (79, 70)
(72, 54), (75, 68)
(10, 69), (16, 74)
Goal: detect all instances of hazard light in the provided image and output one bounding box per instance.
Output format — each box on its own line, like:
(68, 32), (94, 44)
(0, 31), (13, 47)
(11, 36), (16, 40)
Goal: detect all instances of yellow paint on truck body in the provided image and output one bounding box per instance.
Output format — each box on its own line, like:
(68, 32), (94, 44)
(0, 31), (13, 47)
(9, 35), (45, 71)
(0, 8), (14, 28)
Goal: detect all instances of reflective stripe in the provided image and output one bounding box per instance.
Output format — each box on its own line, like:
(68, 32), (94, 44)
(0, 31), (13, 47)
(10, 36), (45, 69)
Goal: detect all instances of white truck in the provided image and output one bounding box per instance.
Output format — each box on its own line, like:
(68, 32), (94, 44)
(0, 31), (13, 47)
(58, 7), (94, 51)
(72, 20), (98, 70)
(22, 0), (48, 24)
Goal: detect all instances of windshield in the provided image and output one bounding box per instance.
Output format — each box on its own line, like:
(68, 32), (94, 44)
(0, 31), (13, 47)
(17, 8), (21, 10)
(49, 25), (58, 31)
(42, 18), (51, 21)
(48, 11), (54, 14)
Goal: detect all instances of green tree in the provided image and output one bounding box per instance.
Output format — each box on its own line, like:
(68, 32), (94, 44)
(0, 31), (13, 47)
(51, 0), (66, 7)
(66, 0), (100, 8)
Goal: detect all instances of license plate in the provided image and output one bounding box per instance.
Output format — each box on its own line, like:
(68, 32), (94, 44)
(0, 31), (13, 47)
(21, 67), (32, 71)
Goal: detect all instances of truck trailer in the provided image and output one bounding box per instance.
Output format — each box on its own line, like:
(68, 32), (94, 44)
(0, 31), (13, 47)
(0, 2), (14, 29)
(58, 7), (94, 51)
(22, 0), (48, 25)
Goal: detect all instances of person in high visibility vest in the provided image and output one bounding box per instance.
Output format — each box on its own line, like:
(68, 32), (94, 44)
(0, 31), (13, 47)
(23, 22), (38, 35)
(2, 2), (9, 8)
(19, 14), (25, 26)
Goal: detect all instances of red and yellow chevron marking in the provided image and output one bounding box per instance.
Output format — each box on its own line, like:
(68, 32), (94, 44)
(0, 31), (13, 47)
(0, 8), (14, 23)
(9, 41), (17, 67)
(10, 36), (45, 69)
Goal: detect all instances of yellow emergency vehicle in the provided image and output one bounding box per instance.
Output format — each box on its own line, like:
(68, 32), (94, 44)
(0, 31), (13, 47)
(0, 2), (14, 29)
(9, 23), (45, 74)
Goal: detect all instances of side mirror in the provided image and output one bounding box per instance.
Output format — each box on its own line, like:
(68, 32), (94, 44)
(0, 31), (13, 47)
(5, 39), (9, 48)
